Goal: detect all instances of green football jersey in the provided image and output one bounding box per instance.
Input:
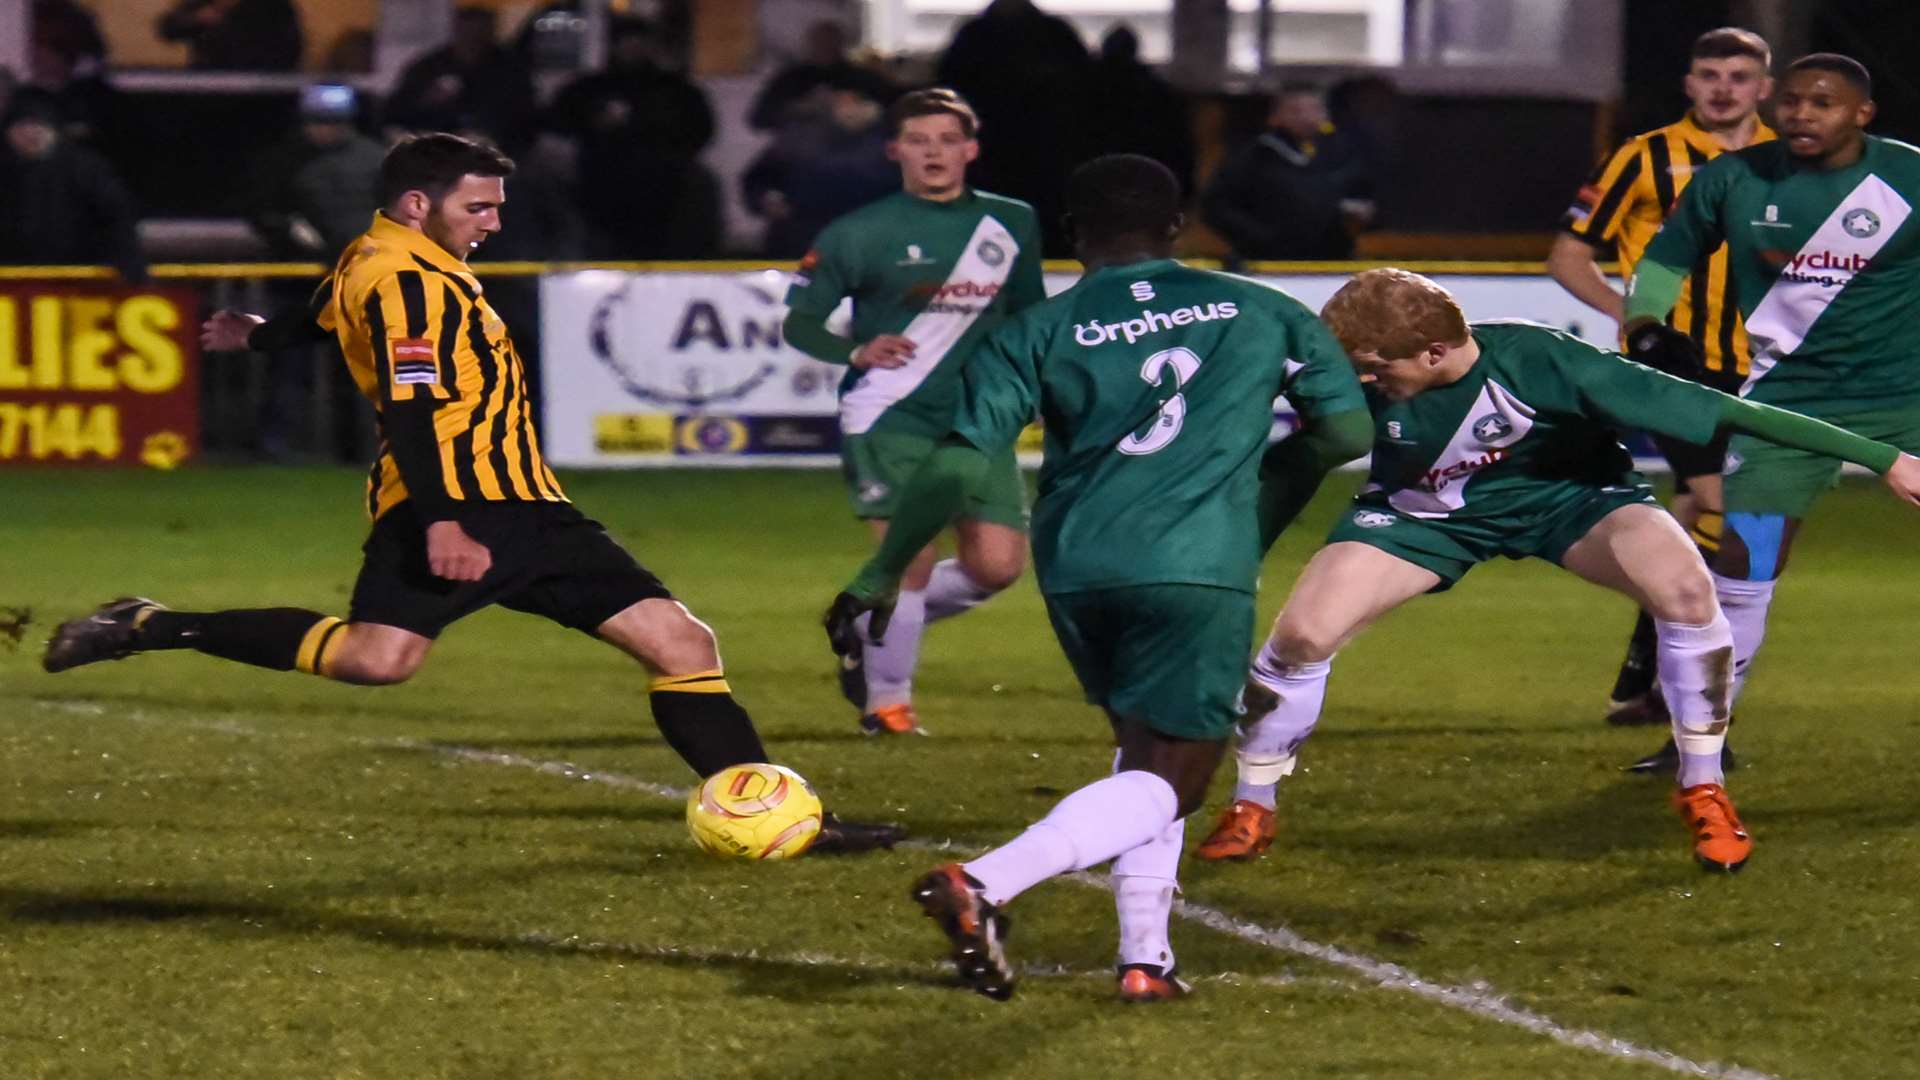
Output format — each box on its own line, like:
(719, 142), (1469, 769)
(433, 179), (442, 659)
(784, 189), (1045, 438)
(1644, 135), (1920, 416)
(953, 258), (1367, 595)
(1360, 322), (1724, 522)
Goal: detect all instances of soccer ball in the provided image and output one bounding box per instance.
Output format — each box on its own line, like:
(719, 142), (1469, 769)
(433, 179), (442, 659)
(685, 763), (823, 860)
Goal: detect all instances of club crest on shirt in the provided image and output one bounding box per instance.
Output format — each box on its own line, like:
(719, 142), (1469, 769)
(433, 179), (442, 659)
(896, 243), (935, 267)
(1842, 208), (1881, 238)
(1471, 413), (1513, 442)
(1352, 510), (1396, 529)
(976, 239), (1006, 266)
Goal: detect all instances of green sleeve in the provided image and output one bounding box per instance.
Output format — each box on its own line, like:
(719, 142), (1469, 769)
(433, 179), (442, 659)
(949, 320), (1041, 454)
(781, 309), (857, 364)
(1258, 408), (1372, 551)
(1003, 210), (1047, 314)
(1550, 335), (1725, 445)
(1623, 258), (1686, 326)
(1717, 397), (1902, 473)
(782, 223), (859, 363)
(847, 442), (987, 599)
(1280, 308), (1370, 418)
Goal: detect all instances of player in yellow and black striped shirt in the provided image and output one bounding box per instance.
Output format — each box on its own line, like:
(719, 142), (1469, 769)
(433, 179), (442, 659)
(1547, 27), (1774, 730)
(42, 134), (900, 852)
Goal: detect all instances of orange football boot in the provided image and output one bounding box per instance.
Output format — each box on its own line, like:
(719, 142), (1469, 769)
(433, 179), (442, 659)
(1673, 783), (1753, 872)
(1195, 800), (1276, 861)
(1117, 964), (1191, 1003)
(861, 703), (926, 736)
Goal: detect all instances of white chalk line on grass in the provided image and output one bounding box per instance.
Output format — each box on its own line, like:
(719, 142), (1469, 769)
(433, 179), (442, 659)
(36, 700), (1783, 1080)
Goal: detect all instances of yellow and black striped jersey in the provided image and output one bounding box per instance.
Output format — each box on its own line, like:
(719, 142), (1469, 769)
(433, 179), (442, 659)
(318, 213), (565, 520)
(1561, 112), (1775, 377)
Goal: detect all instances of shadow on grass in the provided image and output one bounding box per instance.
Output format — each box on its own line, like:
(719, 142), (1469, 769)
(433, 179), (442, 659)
(0, 886), (945, 1003)
(0, 819), (98, 839)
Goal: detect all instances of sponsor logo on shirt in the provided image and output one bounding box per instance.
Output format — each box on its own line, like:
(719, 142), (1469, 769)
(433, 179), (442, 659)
(896, 243), (936, 267)
(1352, 510), (1396, 529)
(1764, 247), (1873, 288)
(1130, 280), (1156, 301)
(907, 279), (1002, 315)
(1470, 414), (1513, 442)
(1419, 448), (1509, 493)
(1073, 302), (1240, 346)
(1842, 207), (1881, 238)
(1386, 420), (1402, 438)
(390, 338), (439, 384)
(976, 240), (1006, 266)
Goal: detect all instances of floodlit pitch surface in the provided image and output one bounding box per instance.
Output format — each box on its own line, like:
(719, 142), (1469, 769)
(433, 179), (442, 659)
(3, 467), (1915, 1079)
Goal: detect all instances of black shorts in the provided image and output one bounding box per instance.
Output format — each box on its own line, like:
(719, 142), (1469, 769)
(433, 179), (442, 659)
(1649, 428), (1731, 491)
(349, 501), (672, 638)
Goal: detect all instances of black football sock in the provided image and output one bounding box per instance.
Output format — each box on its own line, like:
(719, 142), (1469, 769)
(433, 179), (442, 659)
(139, 608), (345, 674)
(1612, 610), (1659, 701)
(649, 670), (770, 777)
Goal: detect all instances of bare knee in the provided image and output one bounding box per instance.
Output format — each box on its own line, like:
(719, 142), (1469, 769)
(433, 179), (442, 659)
(328, 631), (430, 686)
(959, 544), (1024, 592)
(601, 598), (721, 675)
(1270, 614), (1339, 667)
(1649, 568), (1720, 625)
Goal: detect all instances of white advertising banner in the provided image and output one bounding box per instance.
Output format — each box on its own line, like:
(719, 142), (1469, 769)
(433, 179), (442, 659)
(541, 268), (1620, 466)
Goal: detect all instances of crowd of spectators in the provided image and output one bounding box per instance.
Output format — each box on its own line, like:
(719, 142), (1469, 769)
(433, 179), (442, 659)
(0, 0), (1398, 273)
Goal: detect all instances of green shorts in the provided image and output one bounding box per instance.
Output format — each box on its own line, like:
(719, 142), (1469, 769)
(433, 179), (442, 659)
(1323, 483), (1658, 591)
(1724, 407), (1920, 518)
(841, 430), (1028, 529)
(1044, 584), (1254, 742)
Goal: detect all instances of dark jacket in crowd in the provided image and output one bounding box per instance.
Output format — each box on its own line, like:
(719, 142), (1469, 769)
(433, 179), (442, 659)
(1082, 29), (1194, 195)
(548, 61), (719, 258)
(743, 118), (897, 256)
(0, 141), (145, 278)
(386, 45), (539, 151)
(157, 0), (303, 71)
(748, 60), (898, 132)
(1202, 128), (1374, 260)
(247, 131), (387, 258)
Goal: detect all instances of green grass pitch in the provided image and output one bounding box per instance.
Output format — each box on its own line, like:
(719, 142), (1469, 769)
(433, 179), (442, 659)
(2, 467), (1916, 1079)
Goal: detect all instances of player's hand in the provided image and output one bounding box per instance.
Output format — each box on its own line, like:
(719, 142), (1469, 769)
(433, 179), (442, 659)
(1624, 322), (1704, 379)
(823, 589), (896, 657)
(201, 310), (265, 352)
(1883, 452), (1920, 508)
(426, 520), (492, 582)
(851, 334), (915, 370)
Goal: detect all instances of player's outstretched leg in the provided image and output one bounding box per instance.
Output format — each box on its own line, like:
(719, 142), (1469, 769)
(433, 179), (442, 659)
(604, 598), (906, 853)
(851, 588), (929, 736)
(1605, 610), (1667, 725)
(45, 598), (361, 678)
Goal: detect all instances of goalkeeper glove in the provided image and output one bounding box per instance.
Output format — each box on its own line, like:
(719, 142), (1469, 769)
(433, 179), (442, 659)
(1625, 321), (1704, 379)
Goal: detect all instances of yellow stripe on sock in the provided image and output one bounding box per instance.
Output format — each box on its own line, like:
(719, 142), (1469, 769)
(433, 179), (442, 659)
(1689, 511), (1725, 554)
(311, 621), (349, 678)
(649, 669), (732, 694)
(294, 616), (346, 674)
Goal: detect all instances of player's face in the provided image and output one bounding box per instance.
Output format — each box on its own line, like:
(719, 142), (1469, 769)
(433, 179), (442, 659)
(889, 114), (977, 199)
(1684, 56), (1771, 127)
(425, 174), (505, 261)
(1350, 349), (1442, 401)
(1774, 69), (1874, 160)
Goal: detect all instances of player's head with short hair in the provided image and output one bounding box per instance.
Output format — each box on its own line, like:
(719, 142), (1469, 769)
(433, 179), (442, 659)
(1064, 154), (1181, 255)
(887, 88), (979, 200)
(1777, 53), (1874, 164)
(1319, 269), (1472, 400)
(380, 133), (515, 262)
(1685, 28), (1773, 129)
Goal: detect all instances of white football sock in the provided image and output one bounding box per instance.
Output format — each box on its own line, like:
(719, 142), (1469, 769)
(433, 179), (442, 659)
(1232, 641), (1331, 810)
(1656, 613), (1734, 789)
(854, 588), (926, 711)
(1114, 815), (1186, 971)
(1712, 572), (1775, 703)
(923, 559), (996, 622)
(964, 770), (1179, 907)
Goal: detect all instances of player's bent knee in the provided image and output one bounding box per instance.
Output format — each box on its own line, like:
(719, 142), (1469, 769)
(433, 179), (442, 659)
(960, 549), (1024, 592)
(333, 648), (425, 686)
(1650, 570), (1719, 626)
(1270, 619), (1338, 667)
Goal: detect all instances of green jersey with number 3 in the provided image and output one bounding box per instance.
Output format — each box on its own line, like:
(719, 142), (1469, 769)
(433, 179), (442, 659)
(783, 189), (1045, 438)
(1643, 135), (1920, 416)
(1361, 322), (1728, 523)
(952, 258), (1367, 595)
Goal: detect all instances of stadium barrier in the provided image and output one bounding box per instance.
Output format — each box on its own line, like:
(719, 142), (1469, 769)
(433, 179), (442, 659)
(0, 262), (1620, 469)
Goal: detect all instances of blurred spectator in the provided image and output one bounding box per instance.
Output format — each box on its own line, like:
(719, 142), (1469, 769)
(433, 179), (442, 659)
(323, 28), (375, 74)
(747, 19), (897, 133)
(157, 0), (304, 72)
(386, 7), (537, 151)
(25, 36), (119, 145)
(1082, 25), (1194, 195)
(547, 17), (718, 257)
(1202, 82), (1376, 261)
(0, 89), (145, 279)
(936, 0), (1091, 252)
(246, 84), (384, 258)
(743, 82), (896, 256)
(32, 0), (107, 74)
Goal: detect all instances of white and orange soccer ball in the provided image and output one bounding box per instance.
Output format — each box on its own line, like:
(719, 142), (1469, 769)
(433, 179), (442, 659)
(685, 763), (823, 860)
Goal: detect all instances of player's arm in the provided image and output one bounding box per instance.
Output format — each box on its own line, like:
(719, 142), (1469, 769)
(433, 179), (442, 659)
(825, 326), (1038, 650)
(204, 276), (337, 352)
(781, 227), (914, 370)
(1548, 142), (1641, 322)
(366, 270), (490, 581)
(1257, 313), (1373, 550)
(1618, 158), (1732, 371)
(1715, 397), (1920, 505)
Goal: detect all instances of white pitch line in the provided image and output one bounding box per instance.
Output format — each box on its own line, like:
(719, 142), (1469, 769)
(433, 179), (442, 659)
(36, 701), (1784, 1080)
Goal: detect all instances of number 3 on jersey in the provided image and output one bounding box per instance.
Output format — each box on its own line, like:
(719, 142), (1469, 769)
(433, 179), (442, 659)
(1117, 346), (1202, 456)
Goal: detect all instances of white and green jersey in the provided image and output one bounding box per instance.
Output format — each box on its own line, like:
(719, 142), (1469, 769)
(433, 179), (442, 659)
(952, 258), (1367, 595)
(784, 189), (1045, 438)
(1644, 135), (1920, 417)
(1362, 322), (1724, 523)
